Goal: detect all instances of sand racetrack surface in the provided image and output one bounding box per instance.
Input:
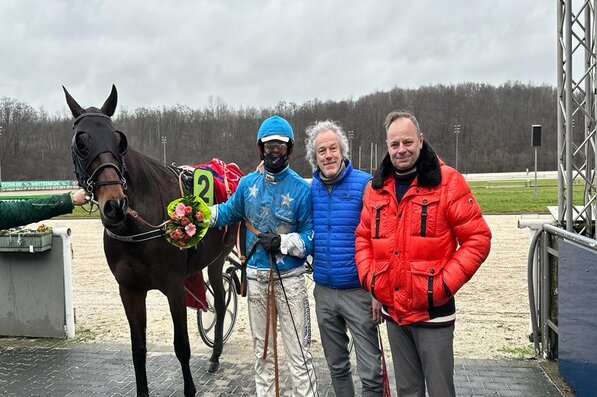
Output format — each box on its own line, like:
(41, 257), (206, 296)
(39, 214), (544, 361)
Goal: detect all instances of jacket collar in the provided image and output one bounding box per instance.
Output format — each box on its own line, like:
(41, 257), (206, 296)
(313, 159), (353, 185)
(372, 141), (442, 190)
(263, 165), (290, 183)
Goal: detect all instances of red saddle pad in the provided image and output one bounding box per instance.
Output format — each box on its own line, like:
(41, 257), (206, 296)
(183, 158), (243, 310)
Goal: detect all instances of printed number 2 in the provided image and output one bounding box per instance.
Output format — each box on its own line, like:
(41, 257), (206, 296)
(193, 169), (214, 206)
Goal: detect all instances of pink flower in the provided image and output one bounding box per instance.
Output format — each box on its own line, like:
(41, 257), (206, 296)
(184, 205), (193, 215)
(170, 211), (180, 221)
(175, 203), (187, 218)
(180, 217), (191, 226)
(195, 211), (204, 222)
(170, 229), (183, 240)
(185, 223), (197, 237)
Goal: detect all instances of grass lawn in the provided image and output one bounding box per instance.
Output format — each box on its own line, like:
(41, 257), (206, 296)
(2, 178), (585, 218)
(470, 179), (583, 214)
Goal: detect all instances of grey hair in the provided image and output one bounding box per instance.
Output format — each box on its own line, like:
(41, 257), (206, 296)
(384, 110), (422, 133)
(304, 120), (350, 170)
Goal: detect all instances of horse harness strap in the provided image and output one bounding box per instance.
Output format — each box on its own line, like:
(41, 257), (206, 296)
(127, 208), (170, 229)
(378, 324), (392, 397)
(241, 220), (280, 395)
(221, 164), (234, 246)
(71, 112), (128, 193)
(262, 253), (280, 397)
(237, 221), (261, 297)
(104, 206), (172, 242)
(244, 219), (280, 396)
(105, 228), (165, 243)
(105, 167), (185, 243)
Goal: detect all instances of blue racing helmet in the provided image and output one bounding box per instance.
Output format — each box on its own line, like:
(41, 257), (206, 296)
(257, 115), (294, 144)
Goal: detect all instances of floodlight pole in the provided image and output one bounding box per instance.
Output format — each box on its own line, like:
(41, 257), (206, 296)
(161, 136), (167, 165)
(0, 125), (3, 185)
(453, 124), (461, 171)
(534, 146), (538, 200)
(347, 130), (354, 160)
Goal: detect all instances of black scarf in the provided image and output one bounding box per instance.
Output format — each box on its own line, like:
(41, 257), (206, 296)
(372, 141), (442, 190)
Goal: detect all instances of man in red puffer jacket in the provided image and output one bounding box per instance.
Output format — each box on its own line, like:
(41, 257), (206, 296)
(355, 110), (491, 397)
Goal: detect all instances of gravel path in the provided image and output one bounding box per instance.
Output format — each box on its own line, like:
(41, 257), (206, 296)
(41, 214), (546, 360)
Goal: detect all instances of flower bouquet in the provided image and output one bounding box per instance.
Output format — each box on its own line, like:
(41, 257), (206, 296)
(165, 195), (211, 249)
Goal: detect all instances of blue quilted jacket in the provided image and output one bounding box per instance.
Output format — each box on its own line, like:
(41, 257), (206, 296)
(212, 167), (313, 272)
(311, 160), (371, 288)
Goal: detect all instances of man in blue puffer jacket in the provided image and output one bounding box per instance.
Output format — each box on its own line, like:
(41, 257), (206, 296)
(210, 115), (317, 397)
(306, 120), (383, 396)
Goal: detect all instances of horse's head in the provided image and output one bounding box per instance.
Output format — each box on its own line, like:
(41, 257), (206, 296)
(63, 85), (129, 228)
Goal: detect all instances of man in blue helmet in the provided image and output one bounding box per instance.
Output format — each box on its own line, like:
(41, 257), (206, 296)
(209, 115), (317, 396)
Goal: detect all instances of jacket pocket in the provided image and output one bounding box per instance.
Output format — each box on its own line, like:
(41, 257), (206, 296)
(370, 199), (391, 239)
(410, 196), (439, 237)
(410, 260), (451, 310)
(369, 260), (393, 307)
(273, 208), (296, 234)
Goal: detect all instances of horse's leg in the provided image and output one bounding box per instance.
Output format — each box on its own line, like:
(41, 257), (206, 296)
(166, 286), (197, 397)
(206, 261), (226, 373)
(120, 287), (149, 397)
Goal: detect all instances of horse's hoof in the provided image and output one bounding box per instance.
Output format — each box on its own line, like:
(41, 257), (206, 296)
(207, 360), (219, 373)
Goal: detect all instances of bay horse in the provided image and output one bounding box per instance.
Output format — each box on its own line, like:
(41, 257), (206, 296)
(63, 85), (237, 397)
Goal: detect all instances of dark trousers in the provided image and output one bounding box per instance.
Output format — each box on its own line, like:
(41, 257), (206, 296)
(386, 321), (456, 397)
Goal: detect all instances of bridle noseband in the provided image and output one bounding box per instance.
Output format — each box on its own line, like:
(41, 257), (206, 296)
(71, 112), (128, 194)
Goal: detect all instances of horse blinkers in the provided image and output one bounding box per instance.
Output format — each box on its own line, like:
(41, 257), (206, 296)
(71, 113), (128, 193)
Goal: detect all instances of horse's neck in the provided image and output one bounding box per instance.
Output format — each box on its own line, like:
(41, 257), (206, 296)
(125, 151), (180, 216)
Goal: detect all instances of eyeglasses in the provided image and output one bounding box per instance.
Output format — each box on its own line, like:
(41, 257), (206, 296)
(263, 142), (288, 153)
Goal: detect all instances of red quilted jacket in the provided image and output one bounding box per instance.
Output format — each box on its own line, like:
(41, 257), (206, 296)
(355, 145), (491, 326)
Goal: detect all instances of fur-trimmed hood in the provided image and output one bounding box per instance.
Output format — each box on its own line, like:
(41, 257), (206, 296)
(372, 141), (442, 189)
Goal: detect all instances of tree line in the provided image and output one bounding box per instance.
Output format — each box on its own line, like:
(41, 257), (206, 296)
(0, 81), (557, 181)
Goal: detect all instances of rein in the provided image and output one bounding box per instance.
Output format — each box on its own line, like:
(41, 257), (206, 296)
(102, 166), (183, 243)
(244, 220), (316, 396)
(263, 253), (280, 397)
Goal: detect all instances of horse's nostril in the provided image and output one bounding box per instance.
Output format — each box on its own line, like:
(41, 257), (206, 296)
(103, 198), (127, 223)
(121, 197), (129, 212)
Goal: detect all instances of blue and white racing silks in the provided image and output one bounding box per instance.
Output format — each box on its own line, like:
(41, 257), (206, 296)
(210, 166), (314, 278)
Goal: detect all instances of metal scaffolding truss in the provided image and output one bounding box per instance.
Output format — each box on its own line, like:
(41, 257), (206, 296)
(557, 0), (597, 237)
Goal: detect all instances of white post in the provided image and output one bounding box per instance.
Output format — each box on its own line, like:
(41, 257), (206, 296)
(347, 130), (354, 160)
(370, 142), (374, 174)
(161, 136), (167, 165)
(454, 124), (461, 170)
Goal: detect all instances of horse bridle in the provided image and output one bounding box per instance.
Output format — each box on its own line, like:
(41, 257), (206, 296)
(71, 112), (128, 196)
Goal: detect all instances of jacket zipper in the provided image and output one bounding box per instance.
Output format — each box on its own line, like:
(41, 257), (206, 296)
(420, 204), (427, 237)
(375, 204), (382, 238)
(326, 185), (333, 285)
(371, 272), (378, 298)
(427, 275), (434, 309)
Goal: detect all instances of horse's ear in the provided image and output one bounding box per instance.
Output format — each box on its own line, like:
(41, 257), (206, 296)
(63, 86), (85, 118)
(101, 84), (118, 117)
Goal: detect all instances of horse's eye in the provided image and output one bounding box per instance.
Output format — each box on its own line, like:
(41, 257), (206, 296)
(117, 131), (128, 155)
(75, 134), (89, 157)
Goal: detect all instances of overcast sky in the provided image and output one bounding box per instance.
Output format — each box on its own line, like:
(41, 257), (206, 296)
(0, 0), (555, 116)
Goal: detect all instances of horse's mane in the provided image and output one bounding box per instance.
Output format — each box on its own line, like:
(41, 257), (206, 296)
(125, 149), (171, 186)
(123, 148), (179, 222)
